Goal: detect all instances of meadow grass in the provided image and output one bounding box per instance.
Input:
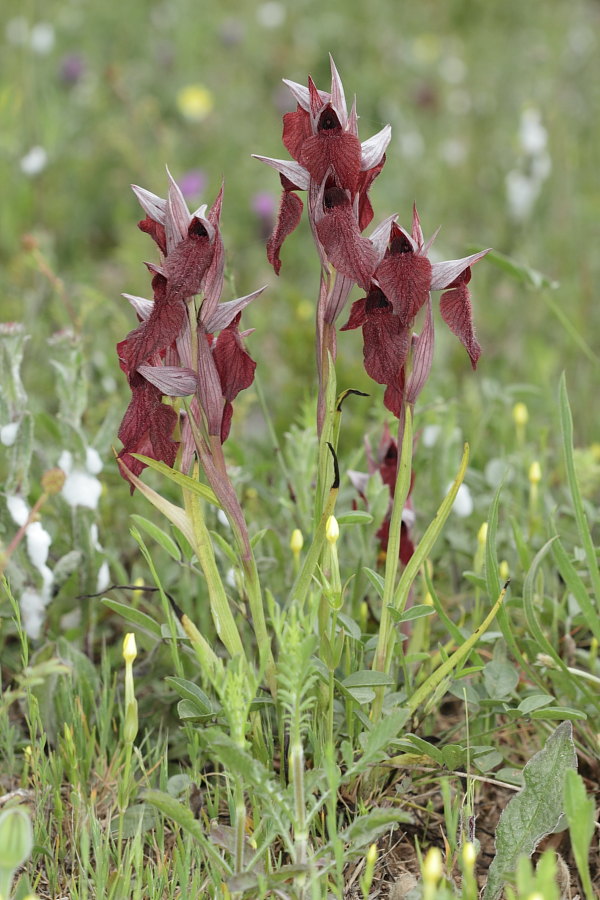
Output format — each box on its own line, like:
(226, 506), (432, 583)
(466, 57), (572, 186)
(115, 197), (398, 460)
(1, 0), (600, 897)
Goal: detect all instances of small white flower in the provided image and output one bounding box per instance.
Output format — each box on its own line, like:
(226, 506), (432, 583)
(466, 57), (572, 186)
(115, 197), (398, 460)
(422, 424), (441, 448)
(519, 108), (547, 155)
(85, 447), (103, 475)
(61, 470), (102, 509)
(26, 521), (51, 570)
(6, 495), (29, 527)
(97, 561), (110, 593)
(30, 22), (55, 54)
(20, 589), (46, 639)
(0, 422), (19, 446)
(20, 146), (48, 176)
(256, 2), (286, 27)
(449, 482), (473, 518)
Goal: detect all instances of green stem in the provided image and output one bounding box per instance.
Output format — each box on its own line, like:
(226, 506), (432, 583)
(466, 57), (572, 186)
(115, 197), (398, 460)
(371, 406), (413, 721)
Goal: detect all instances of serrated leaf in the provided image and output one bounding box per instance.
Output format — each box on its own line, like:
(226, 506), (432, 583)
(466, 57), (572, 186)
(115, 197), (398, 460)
(130, 515), (181, 561)
(101, 598), (162, 639)
(483, 721), (577, 900)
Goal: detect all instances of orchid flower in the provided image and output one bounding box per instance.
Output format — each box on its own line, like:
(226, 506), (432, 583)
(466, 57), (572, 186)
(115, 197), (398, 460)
(342, 206), (491, 419)
(117, 171), (264, 486)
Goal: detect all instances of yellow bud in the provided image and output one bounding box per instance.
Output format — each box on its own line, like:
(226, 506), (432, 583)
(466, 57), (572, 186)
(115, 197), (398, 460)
(423, 591), (434, 606)
(289, 528), (304, 555)
(462, 841), (477, 868)
(513, 402), (529, 427)
(366, 843), (378, 866)
(325, 515), (339, 545)
(133, 576), (145, 588)
(528, 461), (542, 484)
(423, 846), (443, 883)
(477, 522), (488, 546)
(499, 560), (510, 582)
(525, 894), (544, 900)
(123, 633), (137, 664)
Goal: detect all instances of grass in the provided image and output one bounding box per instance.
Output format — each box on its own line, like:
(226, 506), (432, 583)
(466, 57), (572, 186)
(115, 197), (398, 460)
(1, 0), (600, 897)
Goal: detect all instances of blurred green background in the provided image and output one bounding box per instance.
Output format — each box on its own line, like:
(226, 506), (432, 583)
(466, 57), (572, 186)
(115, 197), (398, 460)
(2, 0), (599, 449)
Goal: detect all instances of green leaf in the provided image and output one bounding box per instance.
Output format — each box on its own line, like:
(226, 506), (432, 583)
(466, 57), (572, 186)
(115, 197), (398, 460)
(336, 511), (373, 525)
(362, 566), (385, 599)
(109, 804), (159, 838)
(517, 694), (555, 714)
(130, 515), (181, 561)
(395, 734), (444, 766)
(101, 598), (162, 639)
(529, 706), (587, 721)
(351, 709), (411, 774)
(132, 455), (221, 507)
(342, 670), (395, 688)
(551, 535), (600, 645)
(388, 603), (435, 623)
(165, 677), (215, 715)
(141, 789), (204, 842)
(564, 770), (596, 900)
(339, 808), (413, 850)
(483, 659), (519, 700)
(483, 721), (577, 900)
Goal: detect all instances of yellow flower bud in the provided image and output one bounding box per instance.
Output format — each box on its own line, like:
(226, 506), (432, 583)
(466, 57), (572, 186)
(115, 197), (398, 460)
(499, 560), (510, 582)
(325, 515), (339, 545)
(290, 528), (304, 555)
(513, 402), (529, 427)
(528, 461), (542, 484)
(477, 522), (488, 546)
(423, 846), (443, 883)
(462, 841), (477, 869)
(123, 632), (137, 664)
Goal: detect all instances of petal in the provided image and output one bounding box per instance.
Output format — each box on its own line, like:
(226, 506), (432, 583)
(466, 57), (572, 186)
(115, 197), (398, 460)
(439, 275), (481, 368)
(316, 202), (378, 290)
(165, 167), (191, 254)
(405, 297), (435, 404)
(137, 365), (198, 397)
(429, 248), (491, 290)
(299, 131), (362, 192)
(126, 294), (187, 372)
(282, 107), (311, 160)
(376, 253), (432, 323)
(411, 204), (424, 248)
(122, 293), (154, 321)
(357, 155), (387, 231)
(267, 189), (304, 275)
(362, 308), (410, 389)
(340, 296), (367, 331)
(212, 318), (257, 403)
(131, 184), (166, 224)
(329, 55), (348, 127)
(323, 272), (354, 325)
(369, 215), (397, 263)
(252, 155), (310, 191)
(360, 125), (392, 170)
(203, 286), (267, 333)
(283, 78), (329, 112)
(138, 216), (167, 254)
(163, 225), (215, 299)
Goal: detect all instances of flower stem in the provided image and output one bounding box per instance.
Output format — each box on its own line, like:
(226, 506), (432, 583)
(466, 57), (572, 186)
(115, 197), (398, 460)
(371, 405), (413, 722)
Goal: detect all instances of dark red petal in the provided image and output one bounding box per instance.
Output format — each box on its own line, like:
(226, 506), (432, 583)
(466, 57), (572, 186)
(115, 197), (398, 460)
(383, 382), (405, 419)
(299, 131), (362, 193)
(439, 276), (481, 369)
(126, 295), (187, 372)
(267, 189), (303, 275)
(357, 155), (386, 232)
(375, 253), (433, 324)
(163, 230), (214, 300)
(340, 297), (367, 331)
(282, 107), (311, 161)
(138, 216), (167, 254)
(117, 377), (178, 489)
(362, 309), (410, 390)
(213, 318), (257, 403)
(220, 401), (234, 444)
(399, 522), (415, 565)
(316, 204), (377, 290)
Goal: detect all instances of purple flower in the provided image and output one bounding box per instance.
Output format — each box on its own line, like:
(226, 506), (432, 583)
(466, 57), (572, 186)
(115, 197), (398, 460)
(177, 169), (206, 200)
(59, 54), (85, 85)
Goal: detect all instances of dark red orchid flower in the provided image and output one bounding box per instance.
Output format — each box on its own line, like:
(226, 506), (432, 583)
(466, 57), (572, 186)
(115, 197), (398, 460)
(116, 171), (264, 489)
(253, 55), (390, 286)
(342, 206), (490, 419)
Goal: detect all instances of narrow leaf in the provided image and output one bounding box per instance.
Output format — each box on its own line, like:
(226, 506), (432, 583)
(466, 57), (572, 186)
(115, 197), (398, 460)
(130, 514), (181, 561)
(101, 598), (162, 639)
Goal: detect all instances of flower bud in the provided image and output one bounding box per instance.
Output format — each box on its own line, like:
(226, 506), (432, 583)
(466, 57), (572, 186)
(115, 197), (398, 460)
(325, 515), (339, 545)
(0, 806), (33, 871)
(423, 846), (443, 883)
(513, 402), (529, 427)
(41, 467), (66, 495)
(499, 559), (510, 582)
(462, 841), (477, 869)
(123, 632), (137, 665)
(477, 522), (488, 546)
(289, 528), (304, 556)
(528, 461), (541, 484)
